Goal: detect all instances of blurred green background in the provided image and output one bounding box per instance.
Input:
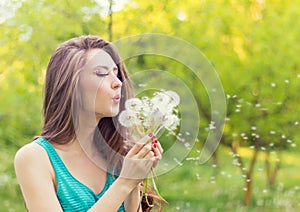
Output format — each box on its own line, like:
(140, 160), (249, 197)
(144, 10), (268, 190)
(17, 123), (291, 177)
(1, 0), (300, 211)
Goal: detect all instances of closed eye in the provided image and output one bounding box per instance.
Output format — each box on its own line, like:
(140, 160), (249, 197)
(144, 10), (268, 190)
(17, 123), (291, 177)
(95, 72), (109, 77)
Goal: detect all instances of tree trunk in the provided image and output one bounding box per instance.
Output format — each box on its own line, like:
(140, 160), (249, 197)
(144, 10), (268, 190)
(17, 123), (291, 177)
(265, 150), (280, 187)
(244, 173), (252, 206)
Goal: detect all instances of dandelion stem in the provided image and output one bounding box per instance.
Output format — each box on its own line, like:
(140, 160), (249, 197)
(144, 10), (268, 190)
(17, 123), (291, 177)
(154, 125), (164, 136)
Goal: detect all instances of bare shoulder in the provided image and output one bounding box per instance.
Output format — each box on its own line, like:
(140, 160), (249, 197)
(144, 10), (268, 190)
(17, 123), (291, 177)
(14, 141), (52, 177)
(15, 142), (47, 166)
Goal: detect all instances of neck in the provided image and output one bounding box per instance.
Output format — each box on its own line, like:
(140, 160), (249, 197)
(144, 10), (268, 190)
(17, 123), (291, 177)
(74, 109), (106, 167)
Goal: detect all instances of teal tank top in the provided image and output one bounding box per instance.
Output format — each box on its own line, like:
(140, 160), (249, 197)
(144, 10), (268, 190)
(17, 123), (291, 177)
(34, 137), (125, 212)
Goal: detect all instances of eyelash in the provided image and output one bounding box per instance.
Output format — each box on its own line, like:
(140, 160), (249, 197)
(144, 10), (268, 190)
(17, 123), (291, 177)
(96, 72), (109, 77)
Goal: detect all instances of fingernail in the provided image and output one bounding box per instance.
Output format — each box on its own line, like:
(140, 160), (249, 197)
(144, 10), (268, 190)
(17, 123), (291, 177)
(148, 133), (154, 138)
(153, 143), (157, 148)
(153, 139), (158, 144)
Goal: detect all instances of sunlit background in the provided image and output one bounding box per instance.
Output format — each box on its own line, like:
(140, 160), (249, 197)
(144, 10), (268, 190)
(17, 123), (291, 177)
(1, 0), (300, 211)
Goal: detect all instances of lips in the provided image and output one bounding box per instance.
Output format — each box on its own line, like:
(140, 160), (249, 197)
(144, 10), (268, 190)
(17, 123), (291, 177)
(112, 94), (121, 104)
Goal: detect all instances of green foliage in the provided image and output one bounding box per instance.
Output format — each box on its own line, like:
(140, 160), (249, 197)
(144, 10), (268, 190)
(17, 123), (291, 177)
(1, 0), (300, 210)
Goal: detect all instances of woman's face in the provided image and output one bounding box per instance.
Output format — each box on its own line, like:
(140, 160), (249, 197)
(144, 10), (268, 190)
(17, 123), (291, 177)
(78, 48), (123, 119)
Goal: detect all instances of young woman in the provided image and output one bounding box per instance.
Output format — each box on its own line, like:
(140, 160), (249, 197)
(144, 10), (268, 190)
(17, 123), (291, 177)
(14, 35), (163, 212)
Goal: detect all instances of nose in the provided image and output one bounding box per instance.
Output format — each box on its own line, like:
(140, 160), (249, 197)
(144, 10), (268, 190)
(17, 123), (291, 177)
(111, 73), (122, 89)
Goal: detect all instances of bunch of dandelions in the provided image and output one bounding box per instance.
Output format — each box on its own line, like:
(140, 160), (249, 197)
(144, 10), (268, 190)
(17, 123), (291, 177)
(118, 90), (180, 207)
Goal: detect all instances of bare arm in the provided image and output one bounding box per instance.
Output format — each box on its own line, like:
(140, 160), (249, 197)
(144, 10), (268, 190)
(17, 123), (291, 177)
(14, 143), (63, 212)
(124, 186), (142, 212)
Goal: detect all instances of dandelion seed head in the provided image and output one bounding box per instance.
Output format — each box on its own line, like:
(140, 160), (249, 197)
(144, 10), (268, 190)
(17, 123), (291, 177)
(125, 98), (143, 111)
(118, 110), (138, 127)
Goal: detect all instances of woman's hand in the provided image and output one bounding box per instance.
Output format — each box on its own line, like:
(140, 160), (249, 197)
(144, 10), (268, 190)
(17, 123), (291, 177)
(119, 134), (163, 188)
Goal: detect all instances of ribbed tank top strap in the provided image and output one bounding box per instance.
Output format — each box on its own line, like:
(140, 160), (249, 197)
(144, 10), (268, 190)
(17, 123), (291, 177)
(33, 137), (68, 182)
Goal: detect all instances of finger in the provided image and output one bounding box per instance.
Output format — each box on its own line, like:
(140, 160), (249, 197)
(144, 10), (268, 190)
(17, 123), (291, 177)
(156, 141), (164, 154)
(126, 143), (143, 157)
(144, 150), (155, 160)
(136, 134), (152, 145)
(136, 142), (153, 158)
(126, 135), (152, 157)
(151, 142), (160, 157)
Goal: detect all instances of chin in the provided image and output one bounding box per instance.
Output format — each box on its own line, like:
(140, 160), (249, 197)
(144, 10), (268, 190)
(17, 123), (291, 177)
(110, 108), (120, 117)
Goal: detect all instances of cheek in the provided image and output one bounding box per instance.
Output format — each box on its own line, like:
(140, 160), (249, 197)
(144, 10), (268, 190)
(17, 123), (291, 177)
(79, 78), (104, 110)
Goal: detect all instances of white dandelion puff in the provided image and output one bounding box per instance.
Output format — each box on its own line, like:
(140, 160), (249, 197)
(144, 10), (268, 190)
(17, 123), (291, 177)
(125, 98), (143, 111)
(118, 110), (139, 127)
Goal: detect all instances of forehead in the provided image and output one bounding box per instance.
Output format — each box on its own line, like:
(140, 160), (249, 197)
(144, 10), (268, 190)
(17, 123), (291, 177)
(84, 48), (116, 70)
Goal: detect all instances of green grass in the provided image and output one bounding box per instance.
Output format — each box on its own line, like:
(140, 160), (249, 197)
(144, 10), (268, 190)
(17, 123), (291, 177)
(1, 144), (300, 211)
(155, 146), (300, 212)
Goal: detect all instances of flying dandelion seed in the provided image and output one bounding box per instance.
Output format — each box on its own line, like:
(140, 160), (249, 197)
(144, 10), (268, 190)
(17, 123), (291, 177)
(271, 83), (276, 87)
(173, 157), (183, 166)
(295, 121), (299, 125)
(209, 122), (216, 130)
(291, 143), (296, 148)
(195, 173), (201, 180)
(284, 79), (289, 84)
(270, 131), (276, 135)
(138, 83), (147, 87)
